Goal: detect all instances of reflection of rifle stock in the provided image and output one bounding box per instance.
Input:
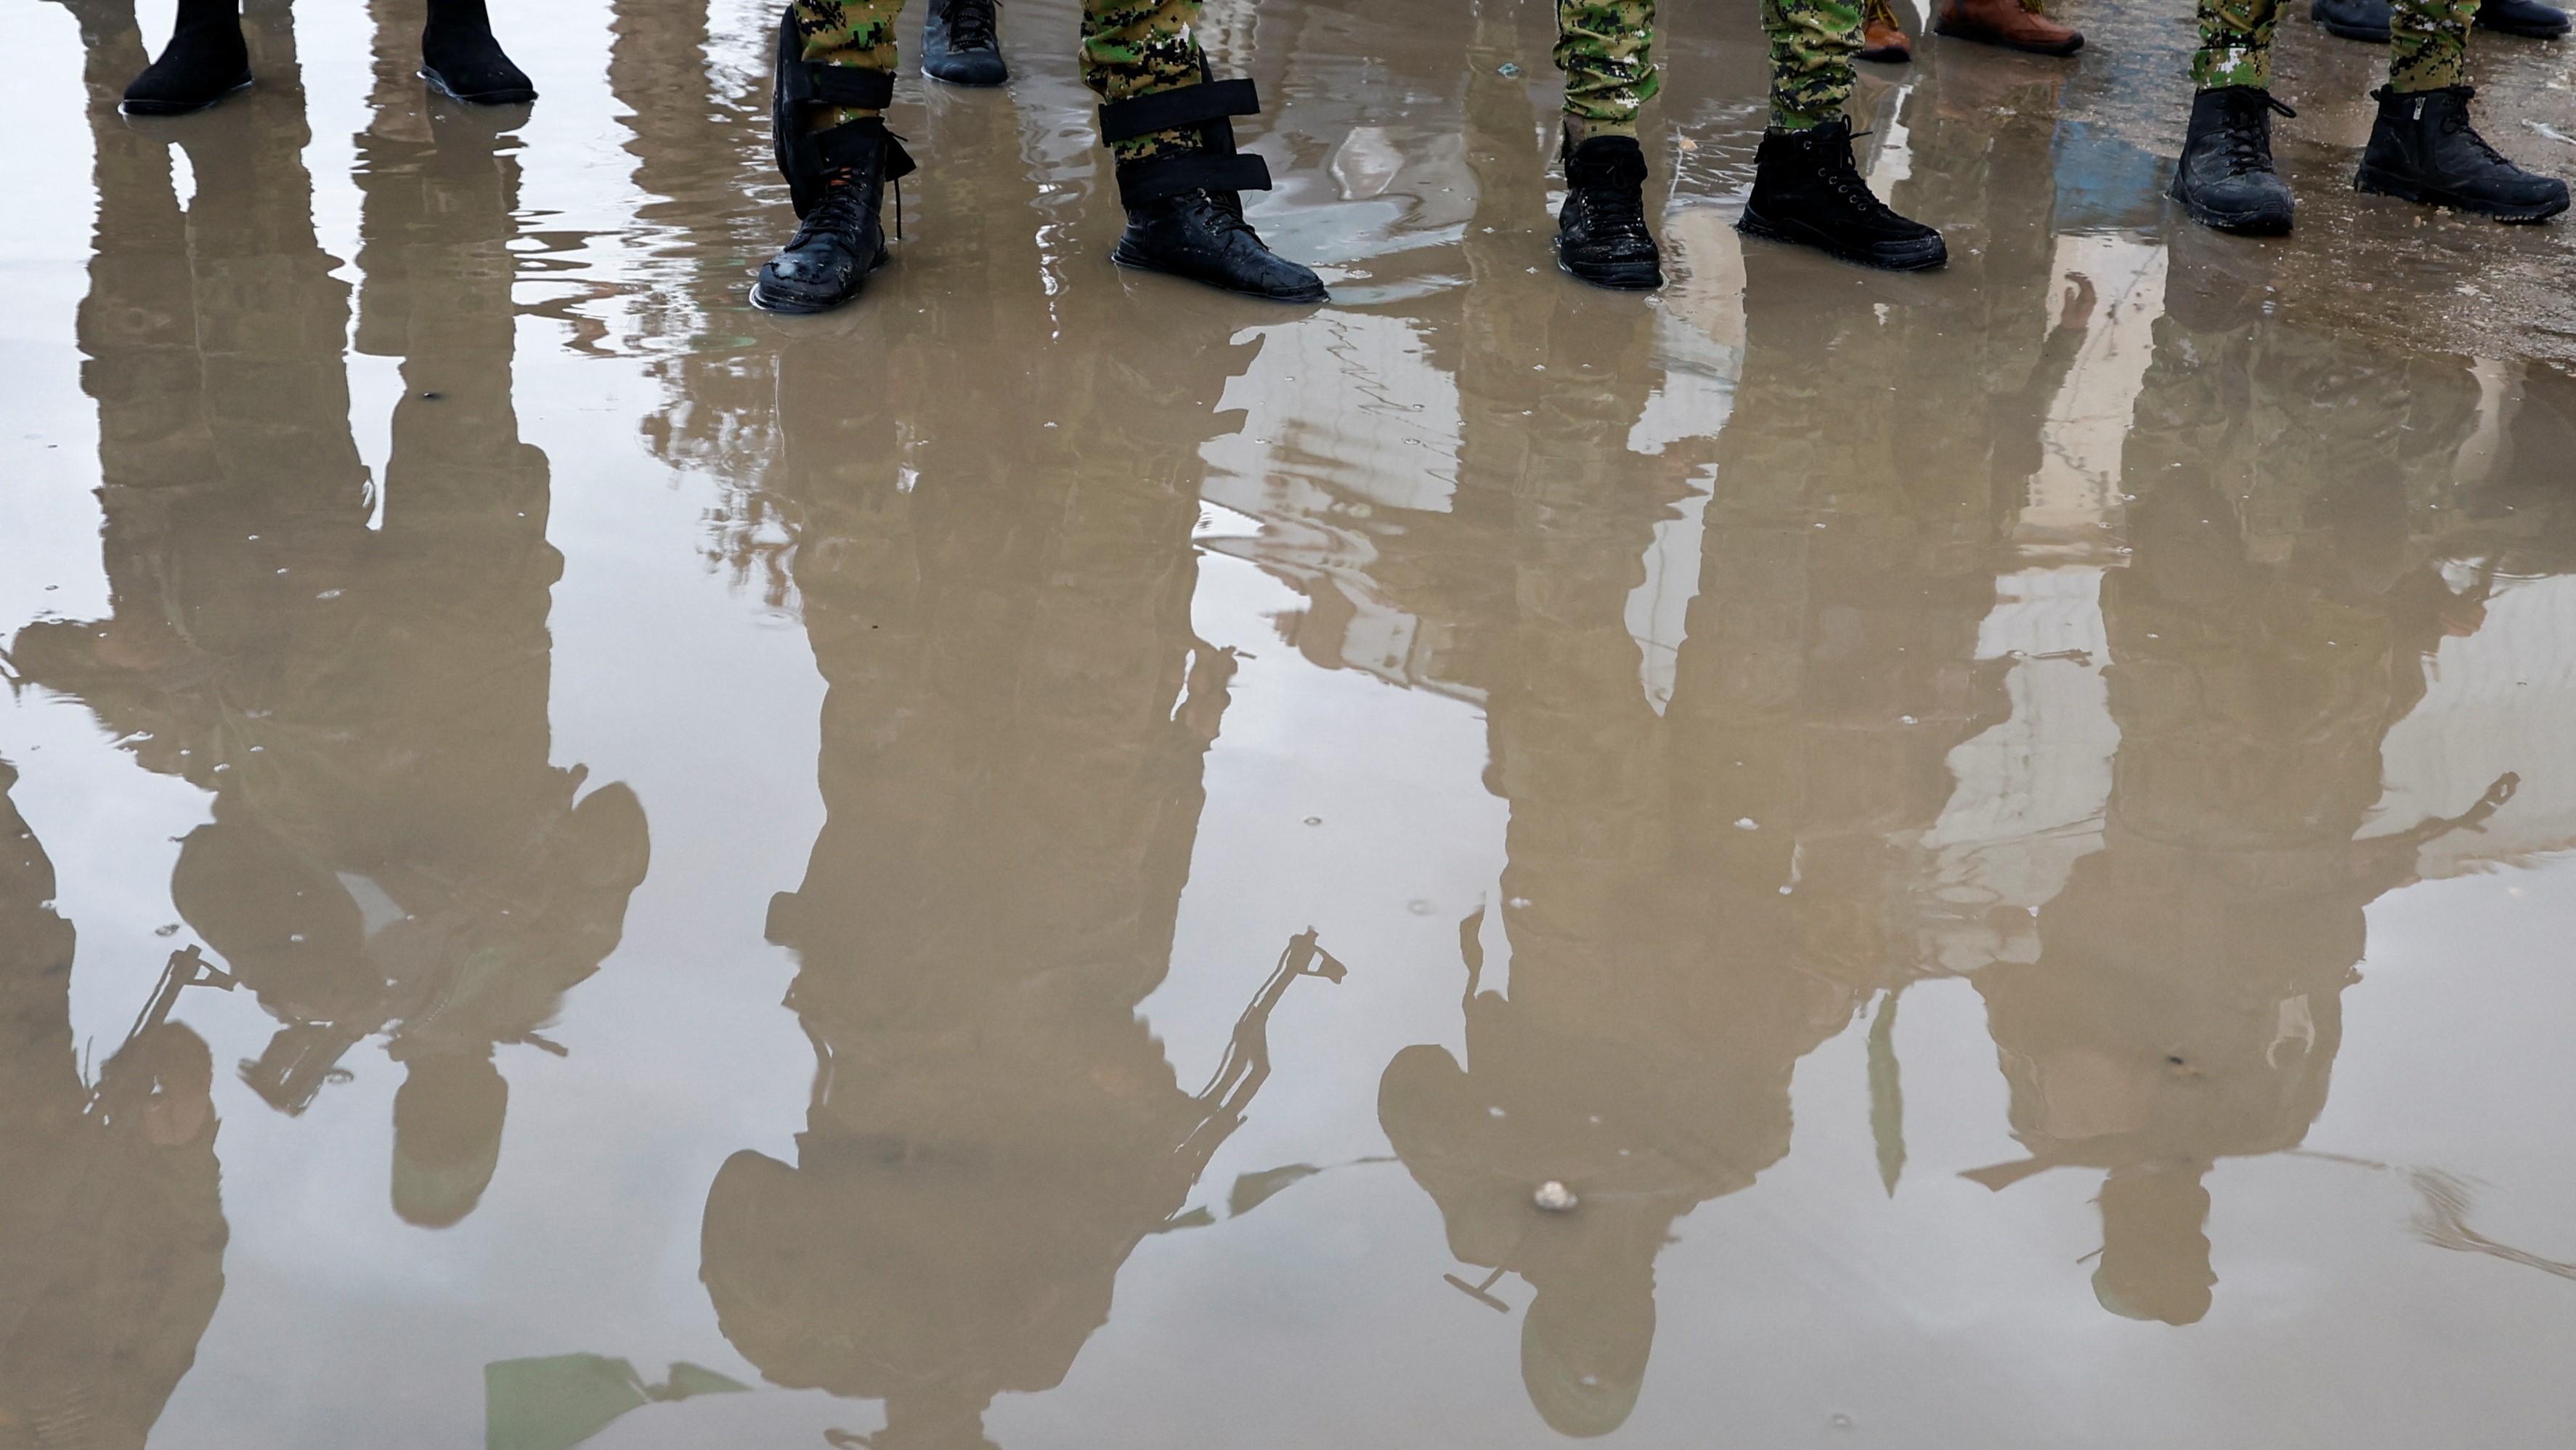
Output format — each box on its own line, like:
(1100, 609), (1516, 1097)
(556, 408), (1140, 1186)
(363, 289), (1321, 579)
(89, 944), (235, 1121)
(1166, 929), (1347, 1191)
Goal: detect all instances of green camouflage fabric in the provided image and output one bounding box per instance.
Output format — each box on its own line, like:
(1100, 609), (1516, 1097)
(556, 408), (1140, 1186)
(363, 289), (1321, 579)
(1552, 0), (1862, 134)
(1554, 0), (1659, 134)
(787, 0), (1211, 158)
(2192, 0), (2471, 92)
(1765, 0), (1864, 131)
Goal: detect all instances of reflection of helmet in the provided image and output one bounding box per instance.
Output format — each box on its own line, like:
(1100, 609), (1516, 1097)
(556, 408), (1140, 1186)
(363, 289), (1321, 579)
(392, 1054), (508, 1227)
(1519, 1268), (1654, 1438)
(171, 819), (377, 1023)
(2090, 1162), (2215, 1325)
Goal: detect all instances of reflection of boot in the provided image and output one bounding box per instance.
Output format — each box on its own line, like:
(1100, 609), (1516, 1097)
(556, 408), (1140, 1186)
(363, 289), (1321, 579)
(1739, 118), (1946, 270)
(922, 0), (1006, 86)
(2354, 85), (2569, 222)
(421, 0), (536, 105)
(1555, 133), (1664, 290)
(1935, 0), (2084, 54)
(2170, 86), (2296, 235)
(122, 0), (250, 115)
(1103, 80), (1325, 302)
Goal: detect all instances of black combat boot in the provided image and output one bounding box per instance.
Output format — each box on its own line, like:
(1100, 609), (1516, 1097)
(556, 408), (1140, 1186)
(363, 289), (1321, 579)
(754, 119), (908, 312)
(2354, 85), (2569, 221)
(2311, 0), (2392, 40)
(1100, 77), (1327, 302)
(1556, 132), (1663, 290)
(421, 0), (536, 104)
(122, 0), (250, 116)
(2170, 86), (2297, 235)
(757, 23), (917, 312)
(2477, 0), (2569, 36)
(922, 0), (1007, 86)
(1738, 118), (1946, 270)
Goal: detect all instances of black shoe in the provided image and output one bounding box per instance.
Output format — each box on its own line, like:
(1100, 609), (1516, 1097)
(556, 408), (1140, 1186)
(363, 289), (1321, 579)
(753, 119), (903, 313)
(1555, 134), (1663, 289)
(2477, 0), (2571, 36)
(121, 0), (249, 116)
(1738, 118), (1946, 270)
(2355, 84), (2569, 221)
(1114, 187), (1326, 302)
(923, 0), (1007, 86)
(2312, 0), (2392, 41)
(421, 0), (535, 104)
(2170, 86), (2297, 235)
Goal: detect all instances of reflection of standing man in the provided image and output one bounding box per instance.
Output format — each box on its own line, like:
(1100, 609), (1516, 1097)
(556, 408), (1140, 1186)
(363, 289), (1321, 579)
(1373, 27), (2011, 1438)
(701, 116), (1335, 1449)
(0, 761), (229, 1449)
(1967, 277), (2519, 1324)
(14, 0), (647, 1230)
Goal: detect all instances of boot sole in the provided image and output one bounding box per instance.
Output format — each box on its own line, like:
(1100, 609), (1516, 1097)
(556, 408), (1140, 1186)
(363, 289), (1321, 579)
(1736, 208), (1947, 272)
(421, 66), (537, 105)
(2354, 164), (2571, 222)
(2169, 179), (2295, 235)
(2316, 17), (2392, 40)
(922, 60), (1009, 86)
(1556, 255), (1665, 290)
(1111, 245), (1328, 304)
(1931, 20), (2084, 54)
(120, 71), (252, 117)
(2475, 16), (2572, 36)
(749, 251), (891, 315)
(1858, 44), (1915, 62)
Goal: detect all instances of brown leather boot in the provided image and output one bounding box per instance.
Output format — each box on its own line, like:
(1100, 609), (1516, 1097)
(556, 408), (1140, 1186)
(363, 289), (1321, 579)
(1861, 0), (1914, 60)
(1935, 0), (2084, 54)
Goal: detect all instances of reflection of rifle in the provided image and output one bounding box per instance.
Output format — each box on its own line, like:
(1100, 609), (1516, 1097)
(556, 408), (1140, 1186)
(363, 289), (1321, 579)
(1164, 929), (1347, 1200)
(239, 1020), (371, 1116)
(88, 944), (235, 1120)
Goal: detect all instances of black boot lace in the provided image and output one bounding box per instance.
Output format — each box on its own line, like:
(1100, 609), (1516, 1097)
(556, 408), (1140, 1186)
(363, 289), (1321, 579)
(1571, 150), (1653, 248)
(2434, 90), (2512, 169)
(2216, 90), (2296, 177)
(1819, 129), (1909, 224)
(940, 0), (999, 51)
(796, 167), (894, 248)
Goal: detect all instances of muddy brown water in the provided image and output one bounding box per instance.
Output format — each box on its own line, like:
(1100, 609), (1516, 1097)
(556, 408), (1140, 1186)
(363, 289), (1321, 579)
(4, 0), (2575, 1446)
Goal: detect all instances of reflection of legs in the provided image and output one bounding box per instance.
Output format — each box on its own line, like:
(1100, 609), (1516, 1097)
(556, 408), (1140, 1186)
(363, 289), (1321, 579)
(1085, 0), (1327, 300)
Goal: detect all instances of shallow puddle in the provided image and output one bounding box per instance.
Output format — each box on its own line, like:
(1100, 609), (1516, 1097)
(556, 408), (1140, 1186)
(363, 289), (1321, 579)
(4, 0), (2575, 1446)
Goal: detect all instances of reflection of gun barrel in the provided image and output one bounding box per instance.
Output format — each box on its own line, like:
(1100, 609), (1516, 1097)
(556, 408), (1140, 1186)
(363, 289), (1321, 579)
(1171, 929), (1349, 1176)
(239, 1019), (373, 1116)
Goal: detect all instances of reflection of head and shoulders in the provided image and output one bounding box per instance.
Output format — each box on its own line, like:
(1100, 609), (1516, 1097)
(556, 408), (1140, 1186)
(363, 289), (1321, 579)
(1, 762), (228, 1447)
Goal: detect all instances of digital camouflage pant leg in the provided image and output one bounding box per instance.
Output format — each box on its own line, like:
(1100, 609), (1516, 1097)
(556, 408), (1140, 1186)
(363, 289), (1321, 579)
(1765, 0), (1863, 131)
(1080, 0), (1212, 158)
(2193, 0), (2470, 92)
(2386, 0), (2474, 92)
(1555, 0), (1659, 136)
(786, 0), (1211, 157)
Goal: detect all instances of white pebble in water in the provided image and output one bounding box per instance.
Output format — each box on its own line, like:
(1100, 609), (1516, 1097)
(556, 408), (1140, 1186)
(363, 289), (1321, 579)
(1533, 1180), (1578, 1212)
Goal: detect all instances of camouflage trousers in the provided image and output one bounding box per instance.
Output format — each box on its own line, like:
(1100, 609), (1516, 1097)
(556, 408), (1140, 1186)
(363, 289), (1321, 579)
(1553, 0), (1864, 135)
(787, 0), (1210, 157)
(2194, 0), (2473, 92)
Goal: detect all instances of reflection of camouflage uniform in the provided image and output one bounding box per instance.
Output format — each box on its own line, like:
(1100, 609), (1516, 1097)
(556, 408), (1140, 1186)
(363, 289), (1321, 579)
(789, 0), (1208, 156)
(2195, 0), (2474, 92)
(1553, 0), (1863, 134)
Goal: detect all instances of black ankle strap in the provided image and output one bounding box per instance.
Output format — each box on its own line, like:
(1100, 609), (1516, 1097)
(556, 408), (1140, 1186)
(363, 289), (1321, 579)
(1099, 78), (1260, 145)
(1115, 150), (1273, 204)
(780, 60), (893, 113)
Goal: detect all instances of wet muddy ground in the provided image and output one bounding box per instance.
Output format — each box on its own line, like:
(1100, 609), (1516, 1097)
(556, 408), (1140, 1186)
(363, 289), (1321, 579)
(4, 0), (2575, 1446)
